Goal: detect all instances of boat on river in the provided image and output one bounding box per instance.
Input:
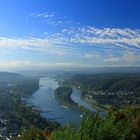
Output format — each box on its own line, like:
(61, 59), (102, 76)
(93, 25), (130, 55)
(49, 97), (53, 102)
(62, 105), (69, 109)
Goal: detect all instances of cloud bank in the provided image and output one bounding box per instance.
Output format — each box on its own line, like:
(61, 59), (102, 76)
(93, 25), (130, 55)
(0, 12), (140, 69)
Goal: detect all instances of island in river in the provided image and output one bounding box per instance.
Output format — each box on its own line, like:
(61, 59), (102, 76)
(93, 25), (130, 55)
(54, 86), (76, 107)
(54, 86), (92, 112)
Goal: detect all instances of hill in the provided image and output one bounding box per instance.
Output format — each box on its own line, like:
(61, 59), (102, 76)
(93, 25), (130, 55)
(61, 73), (140, 106)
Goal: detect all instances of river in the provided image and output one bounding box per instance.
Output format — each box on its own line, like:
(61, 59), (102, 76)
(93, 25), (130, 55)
(25, 77), (104, 126)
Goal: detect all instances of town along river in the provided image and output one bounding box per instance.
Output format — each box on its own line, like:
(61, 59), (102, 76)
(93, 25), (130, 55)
(24, 77), (104, 126)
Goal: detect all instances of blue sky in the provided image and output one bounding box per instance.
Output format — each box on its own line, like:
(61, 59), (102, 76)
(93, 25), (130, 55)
(0, 0), (140, 70)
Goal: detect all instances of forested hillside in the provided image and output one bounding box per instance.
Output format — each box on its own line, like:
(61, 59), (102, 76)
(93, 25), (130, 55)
(66, 74), (140, 92)
(62, 74), (140, 106)
(1, 72), (140, 139)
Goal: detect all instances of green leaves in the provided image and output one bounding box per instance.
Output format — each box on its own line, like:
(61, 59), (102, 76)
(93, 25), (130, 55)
(14, 106), (140, 140)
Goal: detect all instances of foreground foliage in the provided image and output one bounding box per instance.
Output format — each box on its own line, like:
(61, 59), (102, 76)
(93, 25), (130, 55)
(14, 106), (140, 140)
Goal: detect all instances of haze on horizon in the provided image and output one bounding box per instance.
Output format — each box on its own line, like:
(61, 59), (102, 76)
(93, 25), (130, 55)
(0, 0), (140, 71)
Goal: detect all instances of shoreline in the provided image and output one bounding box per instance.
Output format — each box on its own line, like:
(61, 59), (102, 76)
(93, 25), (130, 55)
(20, 79), (60, 129)
(83, 96), (107, 112)
(71, 86), (107, 113)
(70, 86), (107, 112)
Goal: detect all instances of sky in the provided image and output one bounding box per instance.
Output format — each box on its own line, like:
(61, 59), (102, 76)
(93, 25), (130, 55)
(0, 0), (140, 70)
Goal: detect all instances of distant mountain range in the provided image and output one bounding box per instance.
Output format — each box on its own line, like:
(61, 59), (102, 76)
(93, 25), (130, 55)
(0, 71), (22, 79)
(18, 67), (140, 77)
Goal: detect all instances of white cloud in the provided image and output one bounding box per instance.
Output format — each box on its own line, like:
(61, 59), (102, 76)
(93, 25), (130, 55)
(0, 22), (140, 67)
(0, 61), (30, 69)
(84, 53), (94, 59)
(1, 28), (140, 55)
(0, 60), (93, 69)
(30, 12), (55, 18)
(28, 12), (140, 51)
(63, 27), (140, 50)
(0, 37), (80, 56)
(84, 53), (101, 59)
(104, 52), (140, 65)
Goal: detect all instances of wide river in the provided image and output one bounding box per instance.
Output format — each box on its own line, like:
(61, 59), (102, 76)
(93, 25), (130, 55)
(25, 77), (104, 126)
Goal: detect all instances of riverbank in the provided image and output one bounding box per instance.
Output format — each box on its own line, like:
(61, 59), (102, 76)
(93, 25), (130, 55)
(17, 78), (60, 131)
(19, 78), (60, 130)
(73, 87), (108, 112)
(83, 96), (108, 112)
